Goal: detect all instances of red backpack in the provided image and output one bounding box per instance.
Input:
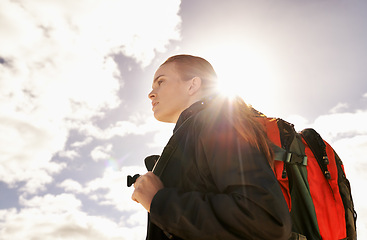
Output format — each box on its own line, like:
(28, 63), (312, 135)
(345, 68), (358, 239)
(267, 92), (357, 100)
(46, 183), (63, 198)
(259, 118), (357, 240)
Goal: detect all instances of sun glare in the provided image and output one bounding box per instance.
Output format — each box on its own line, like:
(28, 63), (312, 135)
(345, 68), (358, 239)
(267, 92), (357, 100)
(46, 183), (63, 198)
(207, 45), (280, 115)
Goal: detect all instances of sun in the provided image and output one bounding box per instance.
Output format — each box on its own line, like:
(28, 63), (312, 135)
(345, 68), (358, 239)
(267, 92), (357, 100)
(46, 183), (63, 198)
(206, 45), (280, 115)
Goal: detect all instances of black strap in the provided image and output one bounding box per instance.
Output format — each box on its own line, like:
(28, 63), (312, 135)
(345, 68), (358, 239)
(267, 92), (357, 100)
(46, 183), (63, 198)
(300, 128), (331, 179)
(276, 118), (306, 191)
(277, 120), (321, 239)
(276, 119), (294, 179)
(145, 155), (160, 171)
(334, 151), (357, 239)
(277, 119), (296, 150)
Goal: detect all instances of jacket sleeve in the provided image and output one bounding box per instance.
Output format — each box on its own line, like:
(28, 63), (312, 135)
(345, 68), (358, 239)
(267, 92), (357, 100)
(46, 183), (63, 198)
(149, 116), (292, 240)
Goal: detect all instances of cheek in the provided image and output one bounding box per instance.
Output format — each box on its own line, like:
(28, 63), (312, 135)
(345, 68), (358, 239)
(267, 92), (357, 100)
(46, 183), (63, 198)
(162, 88), (178, 100)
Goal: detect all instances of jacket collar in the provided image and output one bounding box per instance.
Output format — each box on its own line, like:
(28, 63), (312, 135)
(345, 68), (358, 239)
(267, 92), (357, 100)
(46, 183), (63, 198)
(173, 95), (216, 133)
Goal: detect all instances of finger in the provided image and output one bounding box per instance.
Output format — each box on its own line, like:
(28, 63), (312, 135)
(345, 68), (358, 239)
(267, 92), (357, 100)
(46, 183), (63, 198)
(133, 176), (141, 188)
(131, 191), (139, 203)
(145, 171), (155, 177)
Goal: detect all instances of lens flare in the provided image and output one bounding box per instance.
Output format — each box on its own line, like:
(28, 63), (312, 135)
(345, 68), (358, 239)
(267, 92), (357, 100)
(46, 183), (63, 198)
(105, 154), (130, 171)
(204, 43), (280, 115)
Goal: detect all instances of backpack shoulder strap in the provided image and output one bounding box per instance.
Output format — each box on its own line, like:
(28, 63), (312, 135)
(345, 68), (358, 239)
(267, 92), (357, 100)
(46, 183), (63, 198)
(275, 119), (308, 177)
(276, 120), (321, 239)
(334, 152), (358, 239)
(300, 128), (331, 179)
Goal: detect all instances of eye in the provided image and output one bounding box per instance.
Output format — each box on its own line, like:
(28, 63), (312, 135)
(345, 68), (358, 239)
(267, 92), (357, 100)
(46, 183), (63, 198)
(157, 80), (163, 85)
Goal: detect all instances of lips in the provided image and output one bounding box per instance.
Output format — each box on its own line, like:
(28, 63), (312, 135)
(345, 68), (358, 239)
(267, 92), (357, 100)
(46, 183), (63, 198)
(152, 101), (158, 110)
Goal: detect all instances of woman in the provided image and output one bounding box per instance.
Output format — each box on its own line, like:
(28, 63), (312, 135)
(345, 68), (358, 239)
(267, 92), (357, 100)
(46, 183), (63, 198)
(131, 54), (291, 240)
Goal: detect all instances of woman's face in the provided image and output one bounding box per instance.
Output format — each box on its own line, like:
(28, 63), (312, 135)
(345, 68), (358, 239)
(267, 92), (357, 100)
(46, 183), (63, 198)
(148, 63), (194, 123)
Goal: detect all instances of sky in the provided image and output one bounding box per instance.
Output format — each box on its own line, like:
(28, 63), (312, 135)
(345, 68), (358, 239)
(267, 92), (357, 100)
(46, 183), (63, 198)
(0, 0), (366, 239)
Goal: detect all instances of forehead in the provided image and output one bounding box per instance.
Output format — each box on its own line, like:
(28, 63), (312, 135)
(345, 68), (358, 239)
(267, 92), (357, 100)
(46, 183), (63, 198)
(154, 62), (177, 77)
(152, 63), (181, 85)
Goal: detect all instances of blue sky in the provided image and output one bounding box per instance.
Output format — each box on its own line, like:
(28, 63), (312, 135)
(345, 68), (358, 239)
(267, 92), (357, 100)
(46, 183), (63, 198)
(0, 0), (366, 239)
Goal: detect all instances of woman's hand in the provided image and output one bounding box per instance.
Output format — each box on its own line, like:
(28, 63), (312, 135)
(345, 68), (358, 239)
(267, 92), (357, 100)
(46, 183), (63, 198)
(131, 171), (164, 212)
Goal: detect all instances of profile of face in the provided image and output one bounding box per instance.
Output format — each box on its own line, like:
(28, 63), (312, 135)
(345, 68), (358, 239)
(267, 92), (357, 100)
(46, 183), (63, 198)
(148, 62), (201, 123)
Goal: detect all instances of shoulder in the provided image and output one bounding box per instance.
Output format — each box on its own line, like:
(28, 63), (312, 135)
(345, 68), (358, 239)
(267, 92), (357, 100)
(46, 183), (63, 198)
(196, 97), (231, 123)
(190, 98), (234, 139)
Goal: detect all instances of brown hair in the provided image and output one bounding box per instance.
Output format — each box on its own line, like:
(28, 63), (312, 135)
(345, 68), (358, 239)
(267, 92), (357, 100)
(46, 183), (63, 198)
(161, 54), (274, 166)
(161, 54), (218, 96)
(230, 97), (274, 167)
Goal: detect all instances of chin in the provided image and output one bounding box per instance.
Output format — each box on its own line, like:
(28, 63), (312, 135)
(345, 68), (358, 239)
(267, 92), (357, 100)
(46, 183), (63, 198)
(154, 113), (175, 123)
(156, 118), (173, 123)
(154, 113), (166, 122)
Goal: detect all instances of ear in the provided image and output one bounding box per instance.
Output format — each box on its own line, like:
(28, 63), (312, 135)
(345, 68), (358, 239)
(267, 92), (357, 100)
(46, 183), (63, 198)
(188, 77), (202, 95)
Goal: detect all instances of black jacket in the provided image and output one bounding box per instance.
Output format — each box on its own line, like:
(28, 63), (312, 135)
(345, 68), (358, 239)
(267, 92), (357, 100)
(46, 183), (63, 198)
(146, 97), (292, 240)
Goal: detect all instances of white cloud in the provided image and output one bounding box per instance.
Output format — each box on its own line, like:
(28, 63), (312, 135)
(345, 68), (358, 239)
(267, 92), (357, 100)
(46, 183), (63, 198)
(88, 166), (146, 212)
(70, 137), (93, 148)
(56, 166), (148, 238)
(91, 144), (113, 162)
(77, 114), (174, 148)
(312, 110), (367, 142)
(0, 115), (66, 192)
(58, 150), (80, 159)
(329, 102), (349, 114)
(59, 166), (147, 212)
(148, 123), (175, 148)
(122, 210), (147, 229)
(0, 0), (180, 236)
(58, 179), (84, 194)
(17, 162), (66, 195)
(0, 0), (181, 192)
(0, 194), (146, 240)
(19, 193), (82, 213)
(283, 114), (310, 132)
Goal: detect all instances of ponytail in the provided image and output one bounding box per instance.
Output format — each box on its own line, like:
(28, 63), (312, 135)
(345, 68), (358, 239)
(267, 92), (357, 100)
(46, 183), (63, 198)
(228, 96), (274, 168)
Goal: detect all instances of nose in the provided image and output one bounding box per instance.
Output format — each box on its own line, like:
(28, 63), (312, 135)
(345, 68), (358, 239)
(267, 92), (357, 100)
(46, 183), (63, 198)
(148, 90), (156, 100)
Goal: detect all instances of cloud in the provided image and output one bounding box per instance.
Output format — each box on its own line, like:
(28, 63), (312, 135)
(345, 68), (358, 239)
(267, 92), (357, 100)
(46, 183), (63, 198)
(0, 115), (66, 191)
(329, 102), (349, 114)
(78, 114), (174, 146)
(60, 166), (147, 212)
(0, 1), (180, 237)
(283, 114), (310, 132)
(91, 144), (113, 162)
(56, 166), (148, 237)
(58, 179), (84, 194)
(0, 0), (181, 192)
(312, 110), (367, 142)
(58, 166), (148, 225)
(70, 137), (93, 148)
(57, 137), (93, 160)
(58, 150), (80, 160)
(0, 193), (146, 240)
